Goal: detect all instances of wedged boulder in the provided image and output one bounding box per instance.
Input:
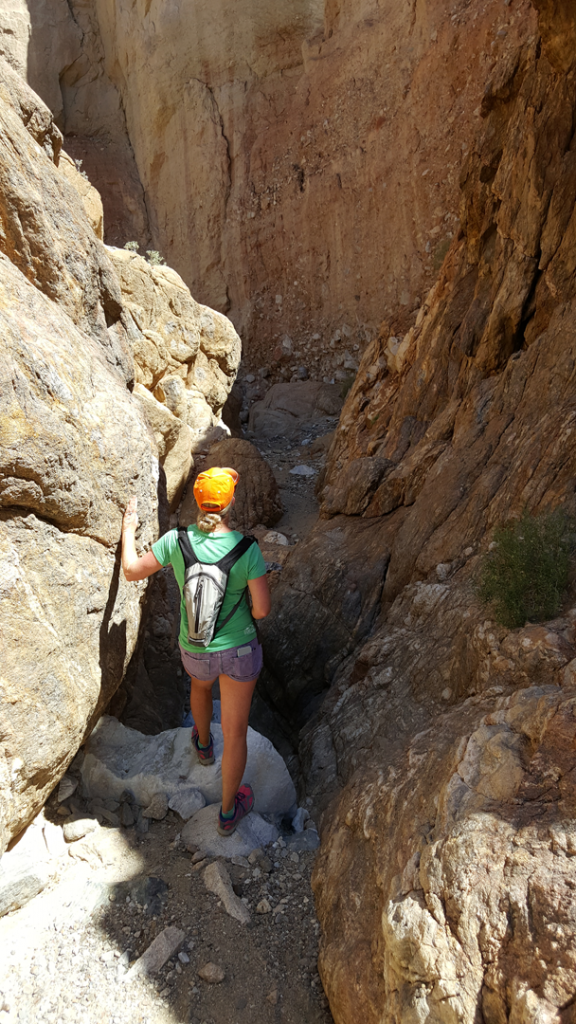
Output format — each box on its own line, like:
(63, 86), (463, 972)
(79, 716), (296, 816)
(249, 381), (343, 438)
(180, 437), (282, 531)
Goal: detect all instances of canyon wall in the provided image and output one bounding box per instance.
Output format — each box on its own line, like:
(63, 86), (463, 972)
(5, 0), (536, 381)
(0, 57), (241, 858)
(257, 4), (576, 1022)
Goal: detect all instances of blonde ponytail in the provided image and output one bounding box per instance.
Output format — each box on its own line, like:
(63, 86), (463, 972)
(196, 501), (232, 534)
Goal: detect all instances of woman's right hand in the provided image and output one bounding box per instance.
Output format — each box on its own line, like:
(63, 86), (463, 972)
(122, 496), (138, 534)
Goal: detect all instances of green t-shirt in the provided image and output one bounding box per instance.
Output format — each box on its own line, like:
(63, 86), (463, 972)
(152, 525), (267, 653)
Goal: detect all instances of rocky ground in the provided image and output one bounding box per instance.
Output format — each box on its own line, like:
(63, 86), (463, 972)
(247, 418), (336, 543)
(0, 783), (332, 1024)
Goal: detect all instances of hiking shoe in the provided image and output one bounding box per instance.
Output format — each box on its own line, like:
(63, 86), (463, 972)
(217, 785), (254, 836)
(191, 725), (215, 766)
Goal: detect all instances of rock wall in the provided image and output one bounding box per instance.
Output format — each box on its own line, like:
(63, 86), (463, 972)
(257, 3), (576, 1021)
(0, 58), (241, 856)
(3, 0), (536, 380)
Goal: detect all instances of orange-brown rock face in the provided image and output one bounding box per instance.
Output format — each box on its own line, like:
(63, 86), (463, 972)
(258, 7), (576, 1023)
(37, 0), (535, 377)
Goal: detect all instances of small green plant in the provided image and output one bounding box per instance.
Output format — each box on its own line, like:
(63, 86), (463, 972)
(124, 240), (139, 252)
(146, 250), (166, 266)
(478, 507), (576, 628)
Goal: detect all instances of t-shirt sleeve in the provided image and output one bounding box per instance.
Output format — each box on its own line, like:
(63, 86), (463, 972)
(151, 529), (178, 567)
(247, 540), (267, 580)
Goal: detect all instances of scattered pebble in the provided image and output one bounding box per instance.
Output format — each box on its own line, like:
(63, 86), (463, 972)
(197, 962), (225, 984)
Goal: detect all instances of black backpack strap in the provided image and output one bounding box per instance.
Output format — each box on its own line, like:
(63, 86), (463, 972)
(177, 526), (199, 569)
(214, 536), (257, 635)
(215, 535), (255, 574)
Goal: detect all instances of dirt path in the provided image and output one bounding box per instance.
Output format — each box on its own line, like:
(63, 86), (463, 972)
(0, 785), (332, 1024)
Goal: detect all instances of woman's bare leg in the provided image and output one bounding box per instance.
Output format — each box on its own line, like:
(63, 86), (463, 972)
(189, 675), (216, 747)
(218, 674), (257, 813)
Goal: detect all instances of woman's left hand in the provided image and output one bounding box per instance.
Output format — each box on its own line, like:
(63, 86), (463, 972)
(123, 496), (138, 534)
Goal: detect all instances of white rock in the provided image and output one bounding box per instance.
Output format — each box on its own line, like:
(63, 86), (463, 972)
(0, 820), (54, 917)
(263, 531), (289, 546)
(63, 817), (100, 843)
(256, 899), (272, 914)
(289, 464), (317, 476)
(182, 804), (278, 859)
(81, 717), (296, 815)
(291, 807), (309, 833)
(126, 926), (184, 980)
(168, 785), (206, 820)
(57, 775), (78, 802)
(203, 861), (250, 925)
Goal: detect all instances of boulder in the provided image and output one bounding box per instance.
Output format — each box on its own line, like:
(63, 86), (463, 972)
(180, 438), (282, 531)
(182, 804), (278, 860)
(0, 816), (56, 917)
(79, 716), (296, 816)
(248, 382), (343, 438)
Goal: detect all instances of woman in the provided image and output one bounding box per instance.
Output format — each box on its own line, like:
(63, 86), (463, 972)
(121, 466), (271, 836)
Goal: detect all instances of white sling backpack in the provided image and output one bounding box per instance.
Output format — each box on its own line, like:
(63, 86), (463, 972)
(177, 528), (256, 648)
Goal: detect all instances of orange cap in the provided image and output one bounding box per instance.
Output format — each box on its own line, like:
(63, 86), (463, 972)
(193, 466), (239, 512)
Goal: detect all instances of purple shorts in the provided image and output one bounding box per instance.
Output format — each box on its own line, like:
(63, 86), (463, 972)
(179, 637), (263, 683)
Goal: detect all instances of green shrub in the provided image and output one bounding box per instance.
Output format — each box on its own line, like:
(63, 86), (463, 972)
(124, 240), (139, 252)
(478, 507), (576, 628)
(146, 250), (166, 266)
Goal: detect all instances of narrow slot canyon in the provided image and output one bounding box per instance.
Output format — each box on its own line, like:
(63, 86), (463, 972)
(3, 2), (576, 1024)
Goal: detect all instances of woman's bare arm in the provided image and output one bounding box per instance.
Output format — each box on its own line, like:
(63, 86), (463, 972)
(121, 497), (163, 582)
(247, 575), (271, 619)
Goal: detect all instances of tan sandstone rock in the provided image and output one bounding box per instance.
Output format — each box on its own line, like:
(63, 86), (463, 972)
(108, 247), (241, 450)
(0, 247), (159, 858)
(0, 64), (161, 860)
(58, 150), (104, 239)
(133, 385), (193, 511)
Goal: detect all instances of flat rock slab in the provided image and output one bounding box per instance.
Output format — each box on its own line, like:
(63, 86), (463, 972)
(81, 716), (296, 815)
(182, 804), (278, 858)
